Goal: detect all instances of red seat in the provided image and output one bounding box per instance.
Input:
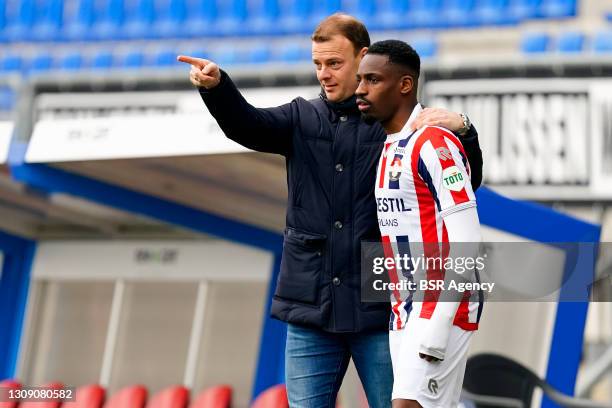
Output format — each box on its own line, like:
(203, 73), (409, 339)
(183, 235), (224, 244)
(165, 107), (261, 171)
(0, 380), (21, 408)
(251, 385), (288, 408)
(145, 386), (188, 408)
(20, 382), (64, 408)
(103, 386), (147, 408)
(189, 385), (232, 408)
(61, 384), (105, 408)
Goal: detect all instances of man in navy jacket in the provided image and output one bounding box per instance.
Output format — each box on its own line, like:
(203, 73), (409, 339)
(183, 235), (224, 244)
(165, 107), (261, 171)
(179, 13), (483, 408)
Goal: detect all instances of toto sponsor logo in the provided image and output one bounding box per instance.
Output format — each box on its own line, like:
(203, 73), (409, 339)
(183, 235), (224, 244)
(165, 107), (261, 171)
(134, 249), (178, 264)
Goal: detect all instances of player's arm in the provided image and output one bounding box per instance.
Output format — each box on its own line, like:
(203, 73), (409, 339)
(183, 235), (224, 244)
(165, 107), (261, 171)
(419, 208), (481, 362)
(413, 127), (481, 361)
(178, 55), (292, 156)
(411, 108), (483, 191)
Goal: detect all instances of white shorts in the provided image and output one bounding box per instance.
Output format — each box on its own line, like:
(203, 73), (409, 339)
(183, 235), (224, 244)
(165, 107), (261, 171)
(389, 313), (473, 408)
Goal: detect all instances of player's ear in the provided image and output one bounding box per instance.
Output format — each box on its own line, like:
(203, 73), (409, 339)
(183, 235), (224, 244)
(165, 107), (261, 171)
(400, 75), (414, 95)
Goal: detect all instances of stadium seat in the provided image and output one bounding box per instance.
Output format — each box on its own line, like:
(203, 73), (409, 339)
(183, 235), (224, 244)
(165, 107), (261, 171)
(102, 385), (147, 408)
(123, 0), (156, 39)
(3, 0), (36, 41)
(593, 30), (612, 53)
(308, 0), (341, 30)
(62, 0), (96, 41)
(475, 0), (517, 25)
(556, 31), (584, 53)
(92, 51), (115, 69)
(371, 0), (410, 30)
(520, 32), (550, 53)
(251, 384), (288, 408)
(507, 0), (540, 21)
(248, 44), (271, 64)
(90, 0), (125, 41)
(145, 386), (188, 408)
(154, 49), (180, 67)
(153, 0), (187, 38)
(539, 0), (576, 18)
(245, 0), (281, 35)
(278, 0), (314, 35)
(343, 0), (377, 27)
(183, 0), (218, 38)
(463, 353), (612, 408)
(443, 0), (478, 28)
(0, 55), (23, 73)
(214, 0), (248, 36)
(20, 382), (64, 408)
(0, 379), (21, 408)
(59, 53), (84, 70)
(409, 0), (444, 29)
(28, 52), (54, 74)
(188, 385), (232, 408)
(61, 384), (106, 408)
(278, 44), (308, 63)
(30, 0), (64, 41)
(122, 51), (146, 68)
(411, 37), (438, 59)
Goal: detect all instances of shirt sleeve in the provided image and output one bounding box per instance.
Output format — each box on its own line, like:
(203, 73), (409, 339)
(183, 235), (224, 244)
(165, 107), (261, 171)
(414, 126), (477, 218)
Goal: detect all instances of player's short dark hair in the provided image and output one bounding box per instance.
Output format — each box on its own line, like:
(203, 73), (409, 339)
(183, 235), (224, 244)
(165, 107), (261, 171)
(366, 39), (421, 79)
(312, 13), (370, 55)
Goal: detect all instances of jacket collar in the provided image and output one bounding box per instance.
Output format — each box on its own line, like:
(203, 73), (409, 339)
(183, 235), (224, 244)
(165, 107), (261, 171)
(319, 91), (359, 120)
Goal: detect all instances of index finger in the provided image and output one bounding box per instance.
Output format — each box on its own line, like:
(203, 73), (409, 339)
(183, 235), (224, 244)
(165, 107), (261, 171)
(177, 55), (208, 69)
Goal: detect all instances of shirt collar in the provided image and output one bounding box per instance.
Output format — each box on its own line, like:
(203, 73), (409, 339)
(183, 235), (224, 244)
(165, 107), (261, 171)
(385, 103), (423, 143)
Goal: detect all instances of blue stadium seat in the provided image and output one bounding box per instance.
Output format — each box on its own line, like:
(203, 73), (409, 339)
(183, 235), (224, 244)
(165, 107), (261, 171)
(154, 49), (180, 66)
(248, 43), (271, 63)
(62, 0), (96, 41)
(28, 53), (54, 74)
(0, 0), (6, 34)
(309, 0), (340, 29)
(343, 0), (377, 27)
(411, 37), (437, 58)
(520, 32), (550, 53)
(475, 0), (517, 25)
(593, 31), (612, 53)
(153, 0), (187, 38)
(278, 0), (314, 35)
(92, 50), (114, 68)
(90, 0), (125, 41)
(215, 0), (248, 36)
(508, 0), (540, 21)
(0, 54), (22, 72)
(443, 0), (477, 27)
(372, 0), (410, 30)
(122, 51), (145, 67)
(0, 87), (16, 111)
(3, 0), (36, 42)
(556, 31), (583, 53)
(246, 0), (281, 35)
(409, 0), (444, 29)
(59, 52), (84, 70)
(30, 0), (64, 41)
(278, 44), (309, 63)
(211, 48), (240, 65)
(183, 0), (217, 38)
(539, 0), (575, 18)
(123, 0), (156, 39)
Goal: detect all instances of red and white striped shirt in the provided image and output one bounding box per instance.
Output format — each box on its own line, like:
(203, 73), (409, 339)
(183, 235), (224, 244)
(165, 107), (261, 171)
(375, 104), (481, 332)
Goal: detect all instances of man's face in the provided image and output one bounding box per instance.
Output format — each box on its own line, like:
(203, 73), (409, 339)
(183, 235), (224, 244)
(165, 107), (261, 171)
(312, 35), (365, 103)
(355, 53), (402, 124)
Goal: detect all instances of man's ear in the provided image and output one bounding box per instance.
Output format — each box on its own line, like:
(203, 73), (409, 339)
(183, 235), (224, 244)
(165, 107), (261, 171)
(359, 47), (368, 58)
(400, 75), (414, 95)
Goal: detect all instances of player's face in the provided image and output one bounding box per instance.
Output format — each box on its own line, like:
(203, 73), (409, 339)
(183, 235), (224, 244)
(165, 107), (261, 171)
(312, 35), (366, 103)
(355, 53), (401, 124)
